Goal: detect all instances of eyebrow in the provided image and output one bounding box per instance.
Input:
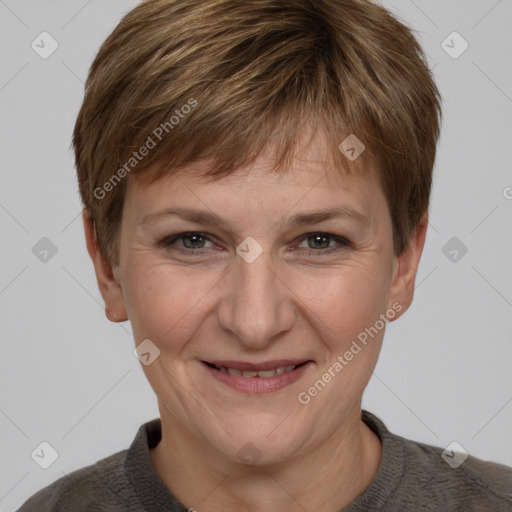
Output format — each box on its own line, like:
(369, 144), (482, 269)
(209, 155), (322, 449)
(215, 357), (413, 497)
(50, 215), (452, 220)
(141, 205), (369, 229)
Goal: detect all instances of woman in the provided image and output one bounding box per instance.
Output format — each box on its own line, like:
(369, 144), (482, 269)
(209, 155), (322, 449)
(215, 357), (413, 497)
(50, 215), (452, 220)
(19, 0), (512, 510)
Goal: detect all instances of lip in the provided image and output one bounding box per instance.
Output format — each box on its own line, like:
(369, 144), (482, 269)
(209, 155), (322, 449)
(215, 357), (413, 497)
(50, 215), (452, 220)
(200, 360), (314, 394)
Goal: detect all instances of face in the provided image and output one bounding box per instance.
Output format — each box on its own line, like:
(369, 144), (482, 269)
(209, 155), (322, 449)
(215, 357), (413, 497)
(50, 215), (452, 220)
(88, 128), (426, 465)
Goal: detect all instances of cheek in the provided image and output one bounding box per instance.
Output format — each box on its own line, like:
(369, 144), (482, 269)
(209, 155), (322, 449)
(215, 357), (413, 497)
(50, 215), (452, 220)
(295, 260), (391, 341)
(307, 268), (391, 385)
(123, 261), (221, 347)
(292, 266), (391, 402)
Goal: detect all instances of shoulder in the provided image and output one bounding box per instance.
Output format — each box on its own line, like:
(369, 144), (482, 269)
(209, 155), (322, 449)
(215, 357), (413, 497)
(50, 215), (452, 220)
(16, 448), (141, 512)
(399, 435), (512, 510)
(359, 411), (512, 511)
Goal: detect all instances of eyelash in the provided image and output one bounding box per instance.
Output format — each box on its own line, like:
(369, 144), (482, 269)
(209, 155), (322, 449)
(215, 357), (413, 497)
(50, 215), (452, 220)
(157, 231), (353, 257)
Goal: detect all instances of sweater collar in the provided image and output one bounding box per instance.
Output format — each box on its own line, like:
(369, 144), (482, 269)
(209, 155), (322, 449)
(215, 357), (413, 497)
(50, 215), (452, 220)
(124, 409), (405, 511)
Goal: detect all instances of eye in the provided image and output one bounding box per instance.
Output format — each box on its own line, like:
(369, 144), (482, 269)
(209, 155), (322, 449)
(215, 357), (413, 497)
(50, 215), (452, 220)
(158, 232), (216, 255)
(295, 232), (352, 255)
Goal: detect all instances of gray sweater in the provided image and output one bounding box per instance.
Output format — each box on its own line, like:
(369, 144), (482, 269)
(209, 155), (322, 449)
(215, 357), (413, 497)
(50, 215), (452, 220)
(17, 411), (512, 511)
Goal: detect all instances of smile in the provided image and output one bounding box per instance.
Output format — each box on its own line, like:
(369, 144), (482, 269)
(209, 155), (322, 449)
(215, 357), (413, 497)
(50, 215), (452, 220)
(204, 361), (307, 378)
(200, 360), (313, 393)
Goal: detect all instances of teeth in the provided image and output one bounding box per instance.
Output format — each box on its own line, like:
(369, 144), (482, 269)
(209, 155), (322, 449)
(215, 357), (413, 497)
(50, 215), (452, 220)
(224, 364), (298, 377)
(257, 369), (278, 377)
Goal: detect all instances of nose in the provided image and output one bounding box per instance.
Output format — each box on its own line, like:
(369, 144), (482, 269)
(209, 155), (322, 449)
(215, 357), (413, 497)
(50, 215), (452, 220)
(216, 245), (296, 350)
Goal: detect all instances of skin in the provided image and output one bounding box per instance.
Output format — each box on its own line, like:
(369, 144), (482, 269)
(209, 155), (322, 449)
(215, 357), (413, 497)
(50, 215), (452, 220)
(84, 127), (427, 511)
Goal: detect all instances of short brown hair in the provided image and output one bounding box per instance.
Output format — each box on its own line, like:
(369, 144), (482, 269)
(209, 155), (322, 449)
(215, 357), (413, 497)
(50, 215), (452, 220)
(73, 0), (441, 265)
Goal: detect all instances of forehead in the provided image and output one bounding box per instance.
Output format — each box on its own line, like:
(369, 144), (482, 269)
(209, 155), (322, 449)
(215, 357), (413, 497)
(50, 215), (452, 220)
(124, 162), (388, 251)
(129, 154), (381, 217)
(186, 159), (374, 204)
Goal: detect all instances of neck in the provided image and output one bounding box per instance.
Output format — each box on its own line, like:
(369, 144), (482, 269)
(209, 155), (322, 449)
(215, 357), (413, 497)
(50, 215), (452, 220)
(150, 403), (382, 512)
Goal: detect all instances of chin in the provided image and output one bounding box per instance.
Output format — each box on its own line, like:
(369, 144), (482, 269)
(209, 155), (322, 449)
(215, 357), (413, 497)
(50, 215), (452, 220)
(198, 413), (307, 466)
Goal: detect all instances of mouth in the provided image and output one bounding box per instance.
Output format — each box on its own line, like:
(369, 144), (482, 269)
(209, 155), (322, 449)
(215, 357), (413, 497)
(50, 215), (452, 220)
(200, 359), (313, 393)
(202, 360), (310, 377)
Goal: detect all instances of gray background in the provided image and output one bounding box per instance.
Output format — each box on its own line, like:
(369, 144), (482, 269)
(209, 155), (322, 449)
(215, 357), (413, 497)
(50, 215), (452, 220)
(1, 0), (511, 510)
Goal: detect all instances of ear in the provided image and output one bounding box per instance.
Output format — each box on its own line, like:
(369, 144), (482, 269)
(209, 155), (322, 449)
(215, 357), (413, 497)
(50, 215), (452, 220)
(386, 212), (428, 321)
(82, 208), (128, 322)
